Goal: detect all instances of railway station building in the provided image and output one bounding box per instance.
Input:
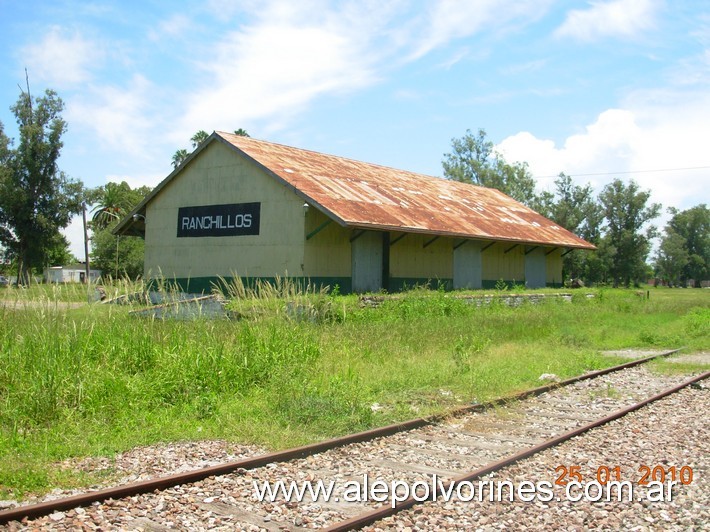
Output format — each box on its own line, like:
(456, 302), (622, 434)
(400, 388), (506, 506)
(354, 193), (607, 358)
(114, 132), (595, 294)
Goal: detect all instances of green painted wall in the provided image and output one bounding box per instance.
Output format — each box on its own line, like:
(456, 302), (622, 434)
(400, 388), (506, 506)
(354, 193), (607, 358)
(149, 276), (351, 295)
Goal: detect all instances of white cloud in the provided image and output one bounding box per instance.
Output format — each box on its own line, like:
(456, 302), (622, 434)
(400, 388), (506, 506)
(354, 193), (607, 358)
(668, 49), (710, 86)
(498, 36), (710, 215)
(19, 26), (103, 88)
(497, 109), (640, 189)
(555, 0), (661, 41)
(177, 2), (387, 140)
(148, 14), (193, 41)
(62, 216), (88, 261)
(496, 96), (710, 215)
(203, 0), (256, 22)
(176, 0), (560, 139)
(437, 48), (471, 70)
(393, 89), (423, 102)
(411, 0), (552, 59)
(500, 59), (548, 76)
(66, 74), (158, 159)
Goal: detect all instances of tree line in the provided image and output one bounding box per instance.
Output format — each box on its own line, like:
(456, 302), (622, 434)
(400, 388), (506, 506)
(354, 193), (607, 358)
(442, 129), (708, 287)
(0, 84), (706, 288)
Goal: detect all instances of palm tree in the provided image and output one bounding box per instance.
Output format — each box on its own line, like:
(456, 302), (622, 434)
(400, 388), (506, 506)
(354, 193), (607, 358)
(172, 129), (248, 168)
(91, 182), (134, 229)
(172, 148), (189, 169)
(190, 130), (209, 148)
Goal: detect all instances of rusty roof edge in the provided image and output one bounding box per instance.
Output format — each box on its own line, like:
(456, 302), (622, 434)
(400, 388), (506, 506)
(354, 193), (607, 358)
(344, 222), (597, 250)
(112, 202), (146, 236)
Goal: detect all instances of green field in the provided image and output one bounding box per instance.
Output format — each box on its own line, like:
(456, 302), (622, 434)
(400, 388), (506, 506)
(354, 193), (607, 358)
(1, 284), (708, 499)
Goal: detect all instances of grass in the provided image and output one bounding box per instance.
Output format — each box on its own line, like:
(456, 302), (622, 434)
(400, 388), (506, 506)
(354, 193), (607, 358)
(0, 283), (708, 499)
(0, 278), (147, 304)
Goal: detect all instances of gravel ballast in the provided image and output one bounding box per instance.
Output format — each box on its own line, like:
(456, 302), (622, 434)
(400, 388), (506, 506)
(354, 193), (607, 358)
(2, 364), (707, 531)
(369, 384), (709, 531)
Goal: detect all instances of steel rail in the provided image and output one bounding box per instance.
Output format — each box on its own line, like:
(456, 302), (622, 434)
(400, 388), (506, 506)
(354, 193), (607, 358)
(0, 348), (685, 525)
(325, 369), (710, 531)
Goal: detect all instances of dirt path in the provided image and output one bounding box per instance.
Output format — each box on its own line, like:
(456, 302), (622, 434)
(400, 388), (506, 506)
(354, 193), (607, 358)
(0, 299), (87, 310)
(602, 348), (710, 365)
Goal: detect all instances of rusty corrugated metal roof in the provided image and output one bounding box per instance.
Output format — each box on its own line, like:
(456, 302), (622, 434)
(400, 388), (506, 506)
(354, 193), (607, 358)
(217, 132), (595, 249)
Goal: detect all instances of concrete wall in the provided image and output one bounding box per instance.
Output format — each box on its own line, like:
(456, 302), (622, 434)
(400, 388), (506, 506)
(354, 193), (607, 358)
(144, 142), (305, 287)
(351, 231), (383, 293)
(524, 247), (547, 288)
(453, 240), (483, 289)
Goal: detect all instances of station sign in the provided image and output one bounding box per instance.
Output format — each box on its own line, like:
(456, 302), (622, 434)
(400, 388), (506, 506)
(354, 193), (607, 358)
(177, 202), (260, 237)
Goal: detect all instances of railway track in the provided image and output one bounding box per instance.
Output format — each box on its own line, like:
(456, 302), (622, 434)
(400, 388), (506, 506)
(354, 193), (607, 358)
(1, 349), (707, 530)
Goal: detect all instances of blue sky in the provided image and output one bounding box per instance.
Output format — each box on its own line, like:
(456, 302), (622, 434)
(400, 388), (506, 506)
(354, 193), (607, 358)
(1, 0), (709, 258)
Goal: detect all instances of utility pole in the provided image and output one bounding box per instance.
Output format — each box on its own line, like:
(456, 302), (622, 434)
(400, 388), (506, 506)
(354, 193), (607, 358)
(82, 202), (91, 300)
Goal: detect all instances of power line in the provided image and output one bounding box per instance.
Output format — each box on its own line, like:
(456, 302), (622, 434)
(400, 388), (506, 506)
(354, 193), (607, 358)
(534, 165), (710, 179)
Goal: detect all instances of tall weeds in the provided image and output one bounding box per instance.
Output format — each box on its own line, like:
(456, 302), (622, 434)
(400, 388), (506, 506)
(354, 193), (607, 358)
(1, 285), (707, 498)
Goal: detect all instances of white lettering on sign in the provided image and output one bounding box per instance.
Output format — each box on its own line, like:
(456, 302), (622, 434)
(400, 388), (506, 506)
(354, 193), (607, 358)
(181, 214), (252, 230)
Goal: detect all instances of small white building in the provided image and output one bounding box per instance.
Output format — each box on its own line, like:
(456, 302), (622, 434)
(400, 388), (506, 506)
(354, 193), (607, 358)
(44, 265), (102, 284)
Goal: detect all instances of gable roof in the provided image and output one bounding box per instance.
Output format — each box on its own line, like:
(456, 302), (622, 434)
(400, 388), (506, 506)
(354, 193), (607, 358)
(114, 131), (595, 250)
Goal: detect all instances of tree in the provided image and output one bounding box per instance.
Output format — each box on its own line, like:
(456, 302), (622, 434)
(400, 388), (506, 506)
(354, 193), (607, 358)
(442, 128), (538, 207)
(171, 148), (189, 169)
(582, 238), (615, 286)
(0, 122), (12, 248)
(666, 204), (709, 285)
(537, 174), (603, 242)
(654, 228), (689, 286)
(492, 159), (538, 208)
(533, 173), (604, 279)
(598, 179), (661, 287)
(172, 129), (251, 168)
(0, 86), (84, 285)
(190, 130), (209, 148)
(536, 173), (604, 281)
(44, 232), (75, 267)
(442, 128), (494, 185)
(91, 225), (145, 280)
(172, 130), (210, 169)
(91, 181), (141, 229)
(90, 181), (151, 280)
